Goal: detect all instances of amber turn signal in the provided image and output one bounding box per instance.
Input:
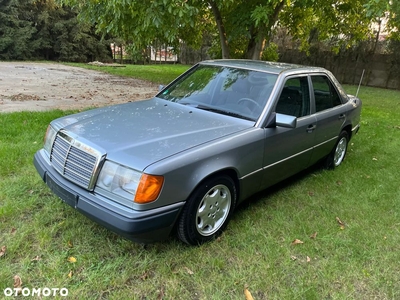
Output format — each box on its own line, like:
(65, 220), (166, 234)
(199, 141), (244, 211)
(134, 174), (164, 204)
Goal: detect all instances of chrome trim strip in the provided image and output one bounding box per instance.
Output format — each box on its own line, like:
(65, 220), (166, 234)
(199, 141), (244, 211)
(262, 147), (313, 170)
(240, 168), (264, 180)
(352, 124), (360, 132)
(313, 136), (337, 149)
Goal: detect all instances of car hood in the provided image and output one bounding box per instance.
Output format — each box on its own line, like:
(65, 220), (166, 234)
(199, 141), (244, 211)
(52, 98), (252, 170)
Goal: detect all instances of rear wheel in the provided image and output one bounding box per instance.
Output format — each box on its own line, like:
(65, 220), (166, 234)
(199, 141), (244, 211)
(325, 130), (349, 169)
(177, 175), (237, 245)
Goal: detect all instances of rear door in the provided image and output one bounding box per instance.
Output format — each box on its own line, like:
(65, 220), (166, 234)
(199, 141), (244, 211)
(309, 74), (348, 164)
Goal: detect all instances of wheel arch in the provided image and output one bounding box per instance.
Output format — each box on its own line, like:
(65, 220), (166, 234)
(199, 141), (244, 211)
(186, 168), (240, 208)
(342, 124), (352, 139)
(175, 167), (240, 244)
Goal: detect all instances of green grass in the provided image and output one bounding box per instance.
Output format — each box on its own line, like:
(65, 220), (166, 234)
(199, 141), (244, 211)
(1, 66), (400, 299)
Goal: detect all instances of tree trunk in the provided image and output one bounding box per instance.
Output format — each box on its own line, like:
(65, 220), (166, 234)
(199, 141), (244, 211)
(246, 0), (286, 60)
(209, 0), (230, 59)
(372, 18), (382, 55)
(246, 27), (266, 60)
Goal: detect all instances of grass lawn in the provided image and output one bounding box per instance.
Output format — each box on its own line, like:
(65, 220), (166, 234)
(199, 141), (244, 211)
(1, 64), (400, 299)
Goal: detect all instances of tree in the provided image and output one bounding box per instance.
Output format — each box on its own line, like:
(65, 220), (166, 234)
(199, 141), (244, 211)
(57, 0), (399, 61)
(209, 0), (229, 59)
(0, 0), (39, 60)
(58, 0), (203, 59)
(364, 0), (400, 41)
(278, 0), (375, 54)
(0, 0), (112, 61)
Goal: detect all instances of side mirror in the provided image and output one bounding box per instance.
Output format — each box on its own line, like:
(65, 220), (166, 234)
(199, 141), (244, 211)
(266, 112), (297, 128)
(276, 113), (297, 128)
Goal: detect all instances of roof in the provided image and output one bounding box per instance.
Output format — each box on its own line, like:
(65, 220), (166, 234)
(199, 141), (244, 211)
(200, 59), (326, 75)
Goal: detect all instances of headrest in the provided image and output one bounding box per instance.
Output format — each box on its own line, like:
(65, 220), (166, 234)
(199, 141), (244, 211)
(231, 78), (250, 93)
(248, 73), (269, 85)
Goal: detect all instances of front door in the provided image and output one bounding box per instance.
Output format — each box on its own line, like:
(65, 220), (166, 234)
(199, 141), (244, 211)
(261, 75), (317, 189)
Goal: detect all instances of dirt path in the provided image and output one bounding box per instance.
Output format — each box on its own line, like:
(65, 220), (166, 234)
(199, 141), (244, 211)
(0, 62), (159, 113)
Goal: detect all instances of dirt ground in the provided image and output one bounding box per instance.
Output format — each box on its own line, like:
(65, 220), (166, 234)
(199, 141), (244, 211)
(0, 62), (159, 113)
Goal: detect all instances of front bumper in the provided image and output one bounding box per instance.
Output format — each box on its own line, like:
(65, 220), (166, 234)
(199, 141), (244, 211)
(34, 149), (184, 243)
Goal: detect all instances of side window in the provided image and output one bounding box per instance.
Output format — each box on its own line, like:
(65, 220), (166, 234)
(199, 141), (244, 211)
(311, 75), (342, 112)
(275, 77), (310, 118)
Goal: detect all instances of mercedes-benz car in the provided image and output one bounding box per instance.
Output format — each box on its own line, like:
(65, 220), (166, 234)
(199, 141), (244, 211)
(34, 59), (362, 245)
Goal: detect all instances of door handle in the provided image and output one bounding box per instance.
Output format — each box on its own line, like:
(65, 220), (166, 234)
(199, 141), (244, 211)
(307, 124), (316, 133)
(338, 114), (346, 120)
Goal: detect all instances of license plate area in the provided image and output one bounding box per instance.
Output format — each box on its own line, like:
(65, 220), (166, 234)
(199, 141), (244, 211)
(46, 173), (78, 208)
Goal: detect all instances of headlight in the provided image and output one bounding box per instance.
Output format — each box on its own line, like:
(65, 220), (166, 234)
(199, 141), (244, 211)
(97, 161), (142, 200)
(44, 125), (57, 155)
(96, 161), (164, 205)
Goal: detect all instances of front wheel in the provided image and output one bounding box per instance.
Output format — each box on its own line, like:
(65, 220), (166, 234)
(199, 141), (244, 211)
(177, 175), (237, 245)
(325, 130), (349, 169)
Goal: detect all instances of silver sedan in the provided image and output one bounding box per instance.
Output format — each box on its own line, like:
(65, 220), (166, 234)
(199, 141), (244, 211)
(34, 59), (362, 245)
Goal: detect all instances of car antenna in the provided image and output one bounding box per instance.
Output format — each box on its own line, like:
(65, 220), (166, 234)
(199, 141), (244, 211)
(355, 69), (365, 98)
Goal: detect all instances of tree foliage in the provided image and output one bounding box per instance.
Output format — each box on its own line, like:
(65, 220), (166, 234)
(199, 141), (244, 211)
(3, 0), (399, 62)
(0, 0), (38, 59)
(59, 0), (400, 60)
(364, 0), (400, 40)
(59, 0), (205, 55)
(0, 0), (112, 61)
(279, 0), (374, 54)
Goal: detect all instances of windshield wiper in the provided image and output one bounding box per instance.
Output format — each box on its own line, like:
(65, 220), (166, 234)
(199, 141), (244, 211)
(194, 104), (254, 121)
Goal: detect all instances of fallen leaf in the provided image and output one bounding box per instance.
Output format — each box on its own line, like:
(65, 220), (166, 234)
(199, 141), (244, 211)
(244, 288), (254, 300)
(372, 157), (378, 161)
(14, 275), (22, 287)
(307, 256), (311, 263)
(140, 272), (149, 280)
(10, 227), (16, 235)
(68, 270), (73, 278)
(157, 286), (165, 300)
(336, 217), (346, 229)
(184, 267), (194, 275)
(336, 181), (342, 186)
(67, 240), (73, 248)
(67, 256), (77, 263)
(31, 255), (41, 261)
(290, 255), (297, 261)
(291, 239), (304, 245)
(14, 275), (22, 295)
(310, 232), (318, 239)
(0, 246), (6, 257)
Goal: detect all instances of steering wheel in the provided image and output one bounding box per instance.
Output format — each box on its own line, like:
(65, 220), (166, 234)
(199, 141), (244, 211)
(238, 98), (262, 111)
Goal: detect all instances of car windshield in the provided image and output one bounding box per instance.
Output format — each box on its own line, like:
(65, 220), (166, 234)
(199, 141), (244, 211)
(157, 64), (278, 121)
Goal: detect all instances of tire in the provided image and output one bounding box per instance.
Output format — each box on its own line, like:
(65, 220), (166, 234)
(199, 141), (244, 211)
(325, 130), (349, 169)
(177, 175), (237, 245)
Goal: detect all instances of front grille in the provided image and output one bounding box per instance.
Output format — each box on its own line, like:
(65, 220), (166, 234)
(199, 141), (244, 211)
(50, 133), (100, 190)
